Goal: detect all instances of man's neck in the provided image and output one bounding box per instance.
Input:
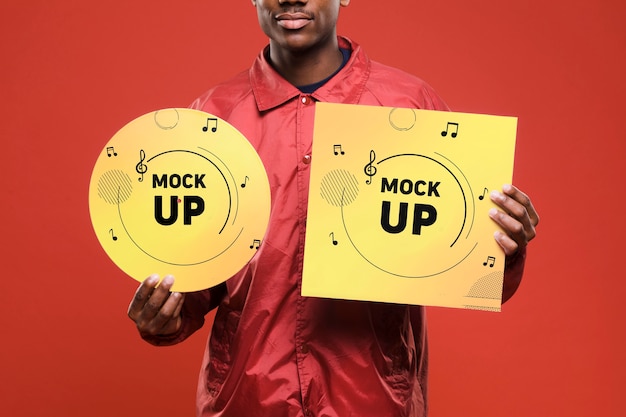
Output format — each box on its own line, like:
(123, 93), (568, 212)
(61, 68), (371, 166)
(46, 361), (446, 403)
(268, 39), (344, 87)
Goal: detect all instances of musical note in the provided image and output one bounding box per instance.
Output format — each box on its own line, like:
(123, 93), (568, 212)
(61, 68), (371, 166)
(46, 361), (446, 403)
(333, 144), (345, 155)
(106, 146), (117, 157)
(241, 176), (249, 188)
(482, 256), (496, 268)
(478, 188), (489, 200)
(329, 232), (338, 246)
(364, 150), (377, 185)
(250, 239), (261, 250)
(202, 117), (218, 133)
(441, 122), (459, 138)
(109, 228), (118, 241)
(136, 149), (148, 182)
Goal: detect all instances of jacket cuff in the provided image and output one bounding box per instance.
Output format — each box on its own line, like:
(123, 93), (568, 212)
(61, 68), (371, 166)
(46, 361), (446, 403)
(502, 247), (527, 304)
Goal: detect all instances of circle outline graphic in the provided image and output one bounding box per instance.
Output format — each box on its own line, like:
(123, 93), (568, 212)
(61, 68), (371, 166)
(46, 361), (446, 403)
(341, 152), (478, 278)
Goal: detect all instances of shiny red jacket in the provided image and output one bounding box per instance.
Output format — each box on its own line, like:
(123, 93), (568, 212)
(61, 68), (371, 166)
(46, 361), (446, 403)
(146, 37), (525, 417)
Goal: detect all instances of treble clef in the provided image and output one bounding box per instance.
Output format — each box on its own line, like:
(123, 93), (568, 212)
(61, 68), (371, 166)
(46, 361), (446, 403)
(136, 149), (148, 182)
(364, 149), (377, 185)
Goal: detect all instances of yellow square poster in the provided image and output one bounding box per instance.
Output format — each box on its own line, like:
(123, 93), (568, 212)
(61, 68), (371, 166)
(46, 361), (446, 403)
(302, 103), (517, 311)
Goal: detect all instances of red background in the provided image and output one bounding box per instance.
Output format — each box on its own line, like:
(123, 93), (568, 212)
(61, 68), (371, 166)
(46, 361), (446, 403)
(1, 1), (624, 416)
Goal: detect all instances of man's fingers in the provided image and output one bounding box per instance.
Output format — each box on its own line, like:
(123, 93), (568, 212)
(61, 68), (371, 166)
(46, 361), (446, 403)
(493, 230), (518, 256)
(490, 185), (538, 243)
(172, 293), (185, 318)
(487, 184), (540, 256)
(150, 291), (185, 335)
(128, 275), (183, 336)
(127, 274), (160, 321)
(489, 209), (524, 255)
(140, 275), (175, 319)
(502, 184), (540, 229)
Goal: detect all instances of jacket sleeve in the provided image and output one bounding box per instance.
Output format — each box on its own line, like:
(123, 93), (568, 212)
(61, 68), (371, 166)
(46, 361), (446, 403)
(502, 247), (526, 304)
(409, 306), (429, 412)
(141, 282), (227, 346)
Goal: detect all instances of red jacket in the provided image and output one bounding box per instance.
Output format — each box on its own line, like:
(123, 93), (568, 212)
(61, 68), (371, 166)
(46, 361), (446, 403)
(146, 37), (525, 417)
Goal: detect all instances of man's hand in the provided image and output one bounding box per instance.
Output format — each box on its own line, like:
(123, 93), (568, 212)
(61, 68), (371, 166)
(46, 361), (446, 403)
(127, 274), (185, 338)
(489, 184), (539, 256)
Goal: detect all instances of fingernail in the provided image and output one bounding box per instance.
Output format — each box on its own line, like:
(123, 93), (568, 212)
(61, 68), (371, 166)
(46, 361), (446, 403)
(490, 190), (503, 202)
(162, 275), (174, 286)
(489, 208), (498, 217)
(146, 274), (159, 285)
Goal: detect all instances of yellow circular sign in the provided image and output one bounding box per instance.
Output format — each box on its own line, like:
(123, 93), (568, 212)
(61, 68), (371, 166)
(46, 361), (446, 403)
(89, 108), (270, 292)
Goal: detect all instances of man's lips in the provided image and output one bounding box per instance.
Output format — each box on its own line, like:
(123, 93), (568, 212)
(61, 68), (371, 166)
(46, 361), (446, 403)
(275, 12), (312, 30)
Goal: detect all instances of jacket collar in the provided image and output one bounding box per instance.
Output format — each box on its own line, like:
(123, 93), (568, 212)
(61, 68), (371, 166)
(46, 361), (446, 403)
(249, 37), (371, 112)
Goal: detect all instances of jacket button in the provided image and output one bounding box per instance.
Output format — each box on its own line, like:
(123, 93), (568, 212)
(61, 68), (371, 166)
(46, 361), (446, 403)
(300, 344), (310, 354)
(301, 95), (311, 105)
(302, 154), (311, 164)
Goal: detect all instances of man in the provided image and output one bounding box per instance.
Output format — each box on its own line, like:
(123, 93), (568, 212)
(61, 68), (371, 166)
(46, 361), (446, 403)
(128, 0), (539, 416)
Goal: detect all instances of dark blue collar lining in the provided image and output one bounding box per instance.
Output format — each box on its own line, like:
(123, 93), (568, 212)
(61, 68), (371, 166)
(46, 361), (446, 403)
(297, 48), (351, 94)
